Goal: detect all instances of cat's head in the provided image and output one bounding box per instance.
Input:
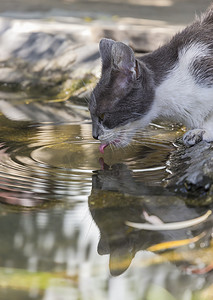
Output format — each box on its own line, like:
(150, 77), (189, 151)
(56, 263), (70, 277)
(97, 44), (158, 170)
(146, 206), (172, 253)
(89, 38), (155, 152)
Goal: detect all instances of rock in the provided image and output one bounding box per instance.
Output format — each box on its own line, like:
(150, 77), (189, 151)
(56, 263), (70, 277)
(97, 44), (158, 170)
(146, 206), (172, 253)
(93, 20), (181, 52)
(166, 140), (213, 205)
(0, 16), (101, 95)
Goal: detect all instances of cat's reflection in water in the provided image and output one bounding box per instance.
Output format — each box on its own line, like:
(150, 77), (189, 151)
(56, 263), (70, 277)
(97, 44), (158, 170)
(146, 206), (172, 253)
(88, 159), (212, 276)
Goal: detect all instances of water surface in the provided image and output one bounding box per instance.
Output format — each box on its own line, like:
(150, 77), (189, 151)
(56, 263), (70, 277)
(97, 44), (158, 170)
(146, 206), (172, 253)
(0, 94), (212, 300)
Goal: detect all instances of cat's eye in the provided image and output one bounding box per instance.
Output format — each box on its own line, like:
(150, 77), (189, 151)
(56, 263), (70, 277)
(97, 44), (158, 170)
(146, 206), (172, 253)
(134, 60), (140, 79)
(99, 113), (105, 122)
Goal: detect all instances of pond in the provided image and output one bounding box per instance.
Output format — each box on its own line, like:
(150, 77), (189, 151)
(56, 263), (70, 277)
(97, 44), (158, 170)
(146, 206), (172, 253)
(0, 86), (213, 300)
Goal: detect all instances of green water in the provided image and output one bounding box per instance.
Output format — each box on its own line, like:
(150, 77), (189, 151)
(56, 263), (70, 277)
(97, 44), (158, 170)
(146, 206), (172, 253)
(0, 93), (212, 300)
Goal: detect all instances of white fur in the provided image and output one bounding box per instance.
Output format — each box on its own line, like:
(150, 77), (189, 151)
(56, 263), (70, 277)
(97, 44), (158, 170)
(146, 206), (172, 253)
(155, 42), (213, 129)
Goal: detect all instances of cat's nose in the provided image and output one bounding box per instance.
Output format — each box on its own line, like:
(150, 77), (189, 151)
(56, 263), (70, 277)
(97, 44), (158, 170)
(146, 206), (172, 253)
(92, 126), (99, 140)
(93, 134), (99, 140)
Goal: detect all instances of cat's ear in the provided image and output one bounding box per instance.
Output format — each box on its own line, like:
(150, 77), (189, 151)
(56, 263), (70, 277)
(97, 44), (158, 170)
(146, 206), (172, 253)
(99, 38), (115, 68)
(111, 42), (138, 80)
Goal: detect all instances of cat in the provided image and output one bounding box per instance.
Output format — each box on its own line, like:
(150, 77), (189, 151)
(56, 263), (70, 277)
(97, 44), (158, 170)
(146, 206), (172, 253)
(89, 4), (213, 153)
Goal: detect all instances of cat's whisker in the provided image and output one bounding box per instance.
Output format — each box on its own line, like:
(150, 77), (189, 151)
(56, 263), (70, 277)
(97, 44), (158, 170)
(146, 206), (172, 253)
(81, 79), (87, 88)
(109, 143), (114, 152)
(131, 138), (159, 146)
(83, 96), (89, 105)
(132, 112), (143, 117)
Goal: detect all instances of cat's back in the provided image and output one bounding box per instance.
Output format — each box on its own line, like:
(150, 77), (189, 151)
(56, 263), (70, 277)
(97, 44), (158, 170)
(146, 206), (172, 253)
(171, 5), (213, 88)
(141, 5), (213, 87)
(148, 4), (213, 127)
(199, 3), (213, 27)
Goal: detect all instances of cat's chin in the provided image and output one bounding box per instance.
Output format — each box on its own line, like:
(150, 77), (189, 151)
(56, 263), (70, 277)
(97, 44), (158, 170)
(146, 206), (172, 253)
(98, 121), (145, 153)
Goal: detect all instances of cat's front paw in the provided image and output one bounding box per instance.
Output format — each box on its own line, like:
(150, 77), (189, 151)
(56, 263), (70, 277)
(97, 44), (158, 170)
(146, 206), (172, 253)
(183, 129), (206, 146)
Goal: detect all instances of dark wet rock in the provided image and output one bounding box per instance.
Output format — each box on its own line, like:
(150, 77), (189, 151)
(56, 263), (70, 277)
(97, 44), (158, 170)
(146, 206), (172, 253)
(166, 140), (213, 205)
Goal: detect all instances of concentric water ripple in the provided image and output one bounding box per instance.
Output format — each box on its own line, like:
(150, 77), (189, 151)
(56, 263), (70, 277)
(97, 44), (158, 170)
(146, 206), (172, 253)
(0, 119), (180, 207)
(0, 123), (96, 207)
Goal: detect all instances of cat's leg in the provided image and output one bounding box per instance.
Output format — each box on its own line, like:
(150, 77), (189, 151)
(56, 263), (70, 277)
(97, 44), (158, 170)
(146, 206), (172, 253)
(183, 119), (213, 146)
(183, 129), (207, 146)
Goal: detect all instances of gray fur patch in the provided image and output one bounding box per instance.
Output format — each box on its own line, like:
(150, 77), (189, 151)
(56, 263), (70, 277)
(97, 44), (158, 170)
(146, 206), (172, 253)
(190, 57), (213, 87)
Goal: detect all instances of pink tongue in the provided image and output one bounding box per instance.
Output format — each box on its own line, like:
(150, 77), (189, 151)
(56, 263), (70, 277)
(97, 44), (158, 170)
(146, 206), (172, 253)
(99, 143), (109, 154)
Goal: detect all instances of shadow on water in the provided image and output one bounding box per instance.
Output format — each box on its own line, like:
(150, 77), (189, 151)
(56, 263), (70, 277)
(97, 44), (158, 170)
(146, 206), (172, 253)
(0, 91), (213, 299)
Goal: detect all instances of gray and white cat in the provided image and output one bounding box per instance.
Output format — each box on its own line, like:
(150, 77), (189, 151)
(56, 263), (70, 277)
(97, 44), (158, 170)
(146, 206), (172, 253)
(89, 4), (213, 153)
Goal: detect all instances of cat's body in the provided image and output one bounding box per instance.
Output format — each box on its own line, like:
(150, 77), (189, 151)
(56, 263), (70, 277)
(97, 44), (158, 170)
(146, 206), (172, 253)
(89, 4), (213, 152)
